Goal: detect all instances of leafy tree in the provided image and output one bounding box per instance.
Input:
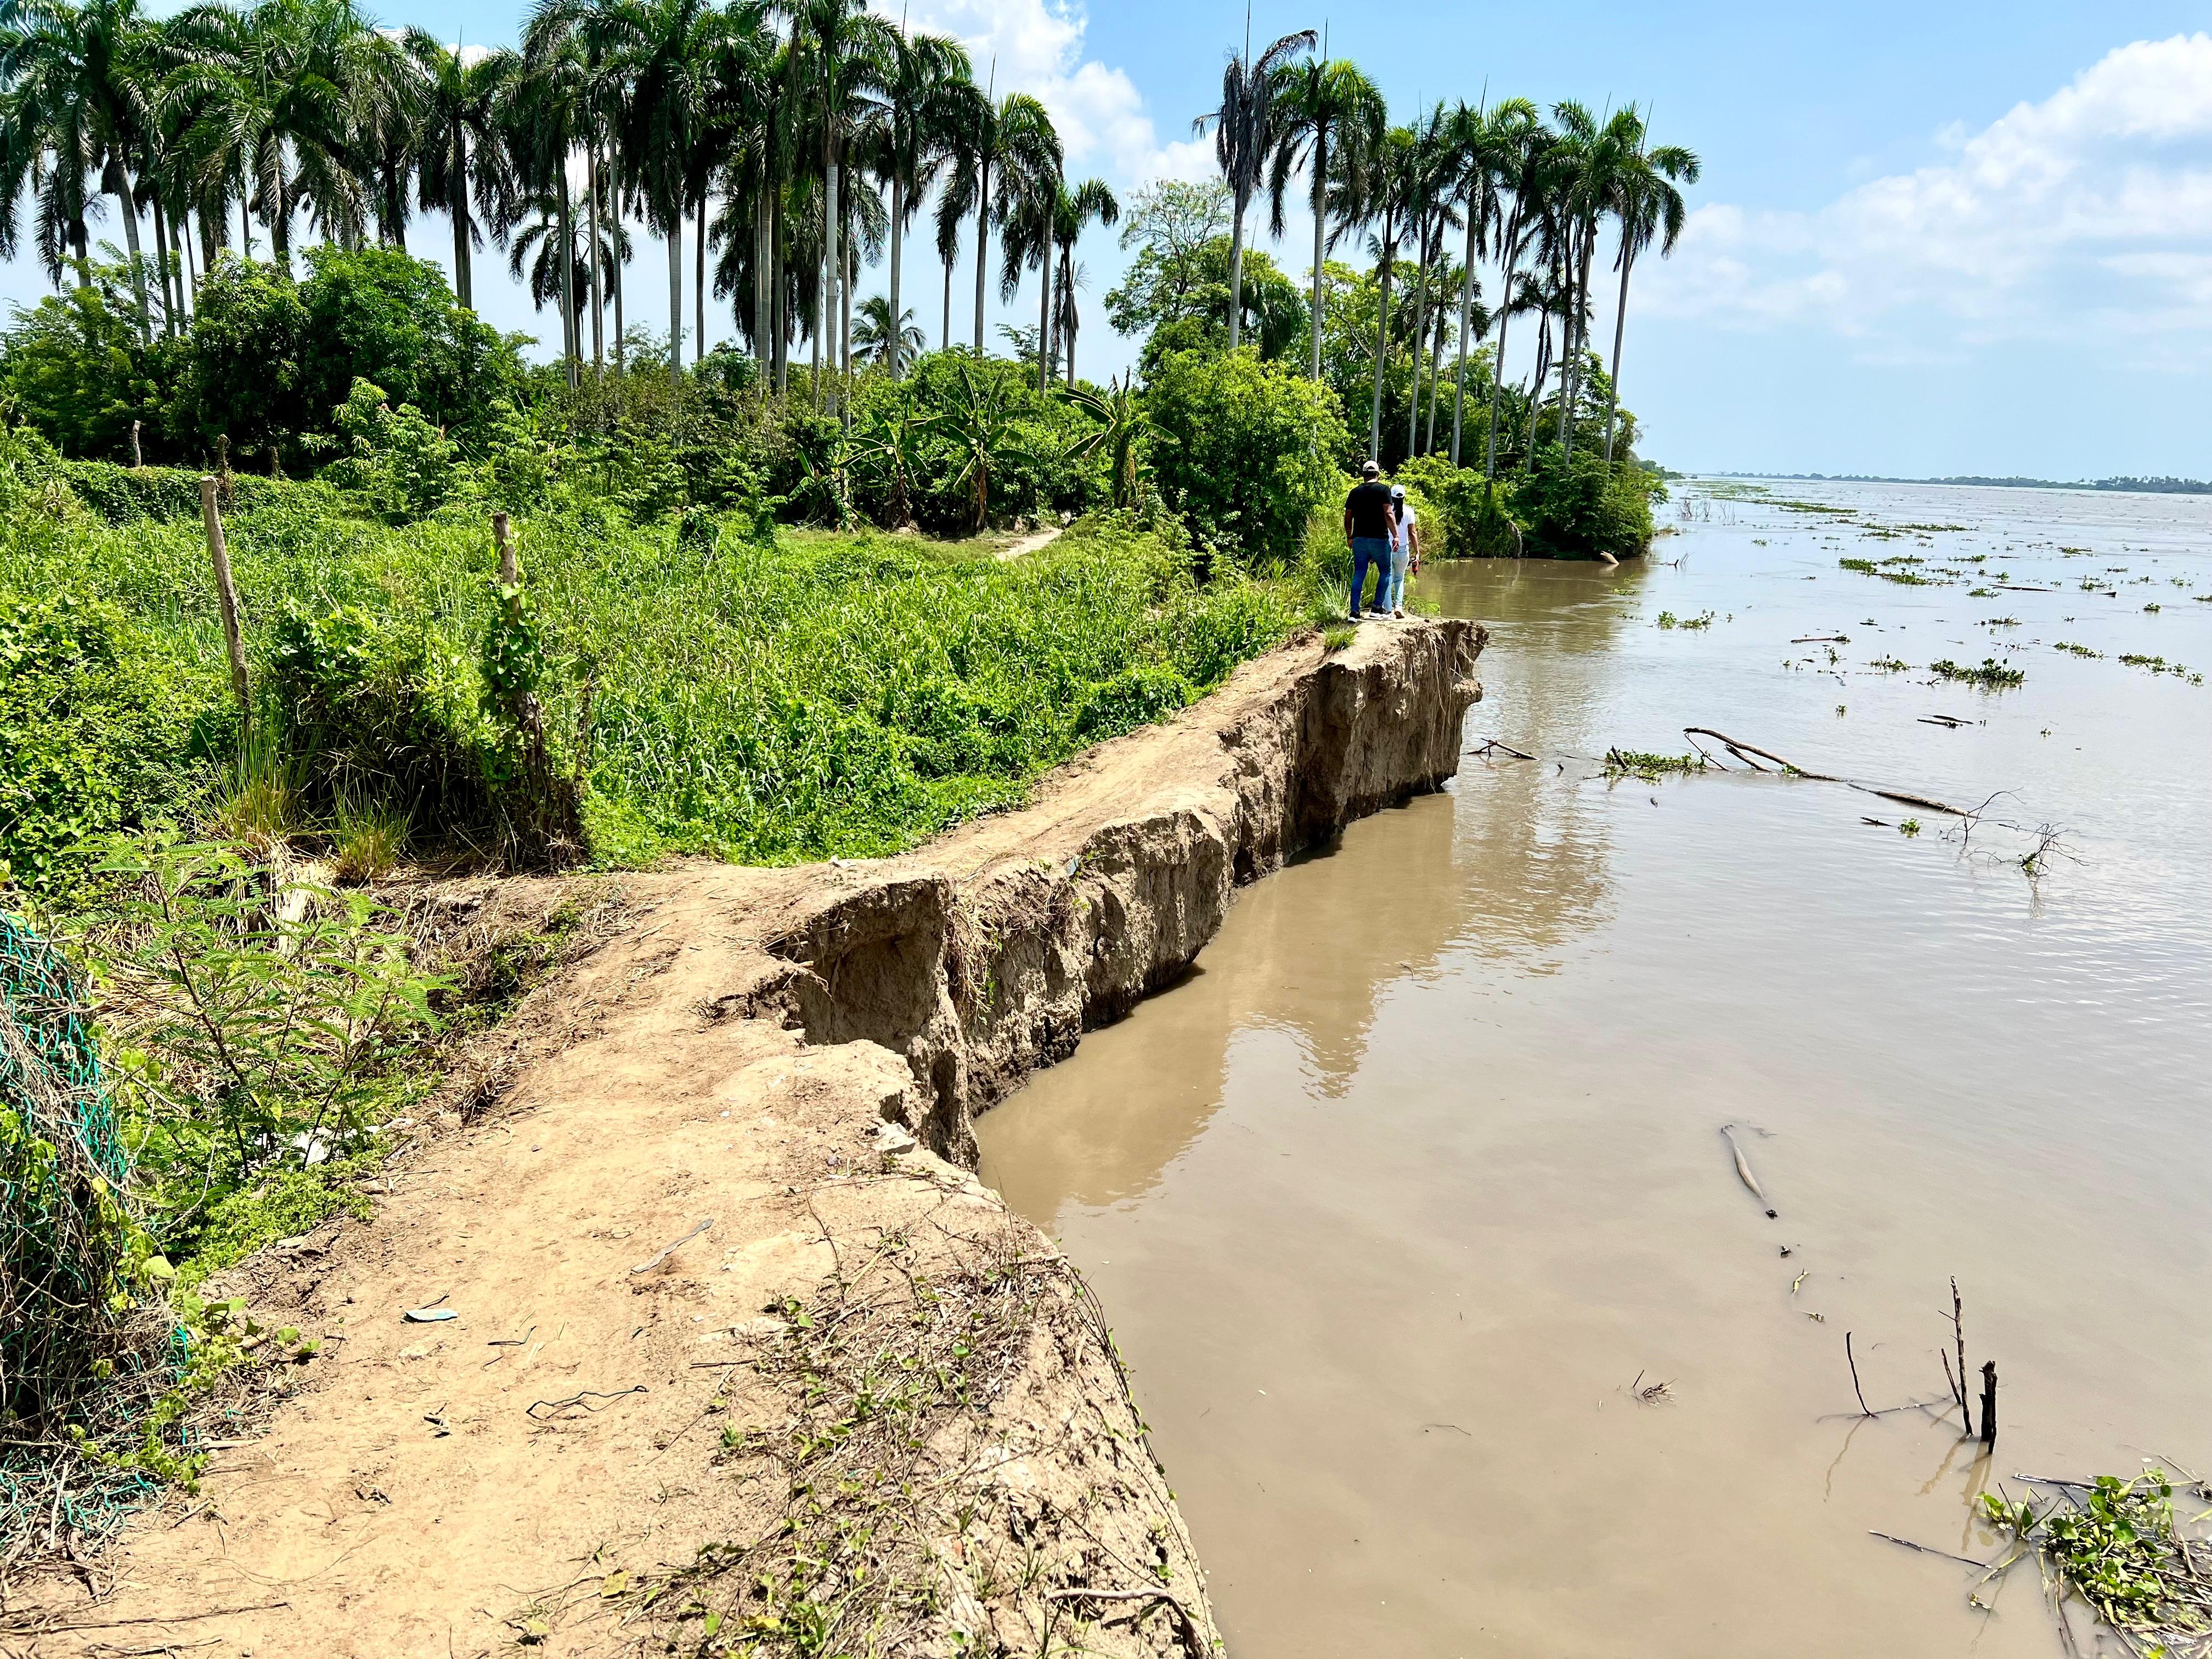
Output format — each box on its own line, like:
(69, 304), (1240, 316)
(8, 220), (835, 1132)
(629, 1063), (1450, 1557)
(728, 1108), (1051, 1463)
(0, 267), (179, 458)
(175, 253), (308, 459)
(1142, 346), (1350, 565)
(852, 294), (922, 370)
(295, 244), (520, 438)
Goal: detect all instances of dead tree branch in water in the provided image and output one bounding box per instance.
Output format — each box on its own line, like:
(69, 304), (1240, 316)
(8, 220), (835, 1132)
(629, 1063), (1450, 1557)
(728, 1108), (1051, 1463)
(1847, 1331), (1874, 1417)
(1467, 738), (1537, 760)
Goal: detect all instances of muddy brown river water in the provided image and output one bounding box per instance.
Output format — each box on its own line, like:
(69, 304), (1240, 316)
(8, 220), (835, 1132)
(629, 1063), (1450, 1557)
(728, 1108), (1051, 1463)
(976, 481), (2212, 1658)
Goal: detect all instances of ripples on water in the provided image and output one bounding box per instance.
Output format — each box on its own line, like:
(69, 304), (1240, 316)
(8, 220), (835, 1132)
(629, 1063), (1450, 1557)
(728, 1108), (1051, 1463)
(978, 481), (2212, 1659)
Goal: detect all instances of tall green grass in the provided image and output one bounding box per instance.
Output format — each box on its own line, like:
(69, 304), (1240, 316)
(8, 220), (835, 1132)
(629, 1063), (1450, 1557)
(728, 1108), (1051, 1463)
(0, 499), (1317, 887)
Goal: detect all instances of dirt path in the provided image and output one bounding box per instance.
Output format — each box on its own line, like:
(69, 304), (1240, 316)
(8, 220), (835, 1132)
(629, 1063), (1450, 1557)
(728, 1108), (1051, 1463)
(17, 622), (1481, 1659)
(994, 524), (1063, 560)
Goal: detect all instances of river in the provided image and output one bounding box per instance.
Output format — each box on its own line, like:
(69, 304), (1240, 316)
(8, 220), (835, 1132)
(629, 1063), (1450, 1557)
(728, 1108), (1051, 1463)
(974, 479), (2212, 1658)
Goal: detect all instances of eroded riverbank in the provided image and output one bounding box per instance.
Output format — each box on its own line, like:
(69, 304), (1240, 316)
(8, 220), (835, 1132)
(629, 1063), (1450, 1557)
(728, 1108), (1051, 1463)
(979, 483), (2212, 1659)
(21, 620), (1480, 1658)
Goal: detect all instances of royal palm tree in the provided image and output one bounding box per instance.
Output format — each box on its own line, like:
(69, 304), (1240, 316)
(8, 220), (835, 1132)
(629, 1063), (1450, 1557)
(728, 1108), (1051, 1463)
(1047, 176), (1114, 383)
(1481, 104), (1549, 479)
(166, 0), (380, 267)
(871, 20), (965, 379)
(509, 20), (592, 380)
(942, 86), (1056, 355)
(1193, 24), (1312, 353)
(0, 0), (162, 324)
(1600, 110), (1697, 467)
(777, 0), (893, 400)
(851, 291), (919, 369)
(1266, 54), (1383, 382)
(404, 31), (515, 311)
(1401, 102), (1458, 458)
(1352, 121), (1412, 462)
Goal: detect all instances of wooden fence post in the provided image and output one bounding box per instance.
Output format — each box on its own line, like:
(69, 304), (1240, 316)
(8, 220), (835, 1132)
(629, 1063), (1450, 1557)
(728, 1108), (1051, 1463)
(200, 476), (250, 736)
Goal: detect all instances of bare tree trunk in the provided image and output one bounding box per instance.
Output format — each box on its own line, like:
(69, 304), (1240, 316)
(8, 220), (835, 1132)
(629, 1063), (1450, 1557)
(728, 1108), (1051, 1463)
(887, 171), (905, 377)
(1602, 245), (1635, 469)
(1308, 131), (1327, 382)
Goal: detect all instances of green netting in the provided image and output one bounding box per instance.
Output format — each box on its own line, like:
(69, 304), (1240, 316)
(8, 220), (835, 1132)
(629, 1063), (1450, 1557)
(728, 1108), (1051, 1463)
(1, 911), (126, 1426)
(0, 911), (169, 1553)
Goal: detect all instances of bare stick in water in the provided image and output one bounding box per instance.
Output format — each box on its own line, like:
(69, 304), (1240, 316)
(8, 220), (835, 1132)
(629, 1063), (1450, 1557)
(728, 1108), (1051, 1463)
(1720, 1125), (1777, 1217)
(1979, 1360), (1998, 1451)
(1951, 1277), (1974, 1438)
(1847, 1331), (1873, 1417)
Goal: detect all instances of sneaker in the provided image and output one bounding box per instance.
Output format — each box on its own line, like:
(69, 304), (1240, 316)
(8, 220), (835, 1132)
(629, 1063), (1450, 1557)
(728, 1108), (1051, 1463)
(1391, 607), (1405, 619)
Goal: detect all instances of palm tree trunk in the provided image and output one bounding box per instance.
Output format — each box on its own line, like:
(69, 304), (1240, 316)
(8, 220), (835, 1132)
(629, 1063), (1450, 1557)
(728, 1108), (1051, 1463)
(887, 170), (905, 378)
(1308, 128), (1327, 382)
(668, 201), (684, 378)
(112, 172), (151, 343)
(558, 171), (577, 388)
(822, 135), (840, 405)
(614, 230), (626, 371)
(753, 177), (772, 363)
(270, 157), (290, 265)
(1425, 306), (1445, 452)
(1483, 205), (1521, 480)
(1367, 216), (1393, 462)
(182, 206), (199, 307)
(150, 198), (177, 337)
(1406, 217), (1429, 458)
(1603, 245), (1633, 468)
(1037, 247), (1051, 390)
(1561, 230), (1595, 461)
(452, 133), (474, 311)
(772, 195), (787, 392)
(1525, 311), (1551, 466)
(941, 253), (951, 357)
(972, 153), (990, 352)
(588, 143), (605, 371)
(696, 192), (708, 362)
(1226, 182), (1247, 352)
(1451, 210), (1477, 464)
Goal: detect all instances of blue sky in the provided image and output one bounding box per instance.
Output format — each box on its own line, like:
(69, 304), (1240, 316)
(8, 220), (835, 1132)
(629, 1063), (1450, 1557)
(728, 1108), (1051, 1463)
(31, 0), (2212, 475)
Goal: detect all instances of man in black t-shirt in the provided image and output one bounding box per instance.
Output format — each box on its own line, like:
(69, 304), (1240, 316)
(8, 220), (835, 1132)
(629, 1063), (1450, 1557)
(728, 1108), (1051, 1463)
(1342, 460), (1397, 619)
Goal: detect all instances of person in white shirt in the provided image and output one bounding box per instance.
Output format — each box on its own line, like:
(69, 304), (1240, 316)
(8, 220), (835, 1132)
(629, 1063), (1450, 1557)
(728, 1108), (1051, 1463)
(1386, 485), (1420, 618)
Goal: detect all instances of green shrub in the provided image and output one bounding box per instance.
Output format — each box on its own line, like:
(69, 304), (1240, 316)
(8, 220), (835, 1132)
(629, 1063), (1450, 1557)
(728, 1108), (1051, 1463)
(1516, 447), (1663, 560)
(0, 271), (183, 461)
(0, 592), (219, 894)
(1142, 346), (1352, 566)
(322, 380), (458, 523)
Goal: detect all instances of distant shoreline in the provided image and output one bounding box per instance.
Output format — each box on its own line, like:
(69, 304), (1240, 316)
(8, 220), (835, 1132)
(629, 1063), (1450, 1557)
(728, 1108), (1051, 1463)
(1689, 471), (2212, 496)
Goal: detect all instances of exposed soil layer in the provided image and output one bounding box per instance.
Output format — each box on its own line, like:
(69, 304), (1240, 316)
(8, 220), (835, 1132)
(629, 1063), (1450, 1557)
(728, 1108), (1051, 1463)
(18, 619), (1480, 1659)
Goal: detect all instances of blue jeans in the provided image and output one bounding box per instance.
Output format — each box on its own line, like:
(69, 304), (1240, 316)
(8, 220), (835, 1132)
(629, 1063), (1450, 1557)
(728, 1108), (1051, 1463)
(1386, 544), (1410, 611)
(1349, 537), (1390, 616)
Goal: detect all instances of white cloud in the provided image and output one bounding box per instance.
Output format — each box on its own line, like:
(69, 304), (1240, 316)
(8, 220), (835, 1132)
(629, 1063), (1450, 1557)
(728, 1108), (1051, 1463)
(1640, 33), (2212, 357)
(883, 0), (1211, 186)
